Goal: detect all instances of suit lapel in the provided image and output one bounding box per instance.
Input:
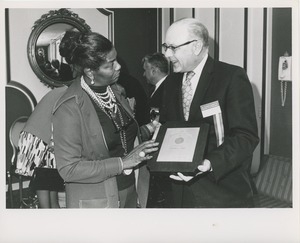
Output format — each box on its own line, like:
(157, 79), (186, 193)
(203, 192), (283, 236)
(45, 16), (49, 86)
(150, 83), (163, 107)
(173, 73), (185, 120)
(189, 56), (214, 121)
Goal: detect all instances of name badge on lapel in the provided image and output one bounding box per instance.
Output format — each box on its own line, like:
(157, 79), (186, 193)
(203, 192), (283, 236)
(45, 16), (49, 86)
(200, 101), (224, 147)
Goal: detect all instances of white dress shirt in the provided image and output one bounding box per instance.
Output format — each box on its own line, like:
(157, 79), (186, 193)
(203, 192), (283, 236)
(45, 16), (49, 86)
(151, 75), (168, 97)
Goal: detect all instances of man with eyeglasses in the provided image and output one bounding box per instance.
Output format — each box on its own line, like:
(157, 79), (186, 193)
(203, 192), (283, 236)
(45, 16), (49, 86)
(159, 18), (259, 208)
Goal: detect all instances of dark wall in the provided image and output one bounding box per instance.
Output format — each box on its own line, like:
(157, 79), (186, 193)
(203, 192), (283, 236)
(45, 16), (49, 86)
(110, 8), (158, 91)
(269, 8), (292, 157)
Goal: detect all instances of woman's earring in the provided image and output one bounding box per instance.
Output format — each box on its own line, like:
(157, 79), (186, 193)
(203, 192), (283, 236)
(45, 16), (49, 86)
(90, 77), (95, 85)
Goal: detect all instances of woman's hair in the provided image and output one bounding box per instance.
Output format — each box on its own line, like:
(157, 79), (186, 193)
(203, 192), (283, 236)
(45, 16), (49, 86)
(59, 31), (113, 74)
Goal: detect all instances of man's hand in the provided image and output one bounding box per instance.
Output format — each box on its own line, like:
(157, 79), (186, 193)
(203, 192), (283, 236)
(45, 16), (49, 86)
(169, 159), (212, 182)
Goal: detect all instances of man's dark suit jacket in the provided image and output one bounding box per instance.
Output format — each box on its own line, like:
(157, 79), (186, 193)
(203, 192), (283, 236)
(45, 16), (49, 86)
(149, 81), (166, 112)
(160, 56), (259, 208)
(147, 80), (174, 208)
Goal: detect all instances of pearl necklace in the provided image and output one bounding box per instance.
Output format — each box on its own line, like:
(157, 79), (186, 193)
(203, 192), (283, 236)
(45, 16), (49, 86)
(81, 77), (118, 115)
(115, 108), (127, 155)
(81, 77), (128, 155)
(95, 88), (118, 114)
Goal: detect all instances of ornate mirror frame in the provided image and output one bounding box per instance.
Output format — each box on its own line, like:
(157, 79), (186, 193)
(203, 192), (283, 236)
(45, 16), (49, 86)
(27, 8), (92, 88)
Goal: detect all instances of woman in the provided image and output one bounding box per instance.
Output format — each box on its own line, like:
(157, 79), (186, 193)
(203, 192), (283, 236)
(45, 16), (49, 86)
(17, 87), (67, 208)
(52, 31), (159, 208)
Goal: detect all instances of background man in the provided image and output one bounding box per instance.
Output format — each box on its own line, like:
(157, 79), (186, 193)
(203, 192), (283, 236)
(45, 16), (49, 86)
(142, 52), (171, 207)
(142, 52), (169, 111)
(160, 18), (259, 208)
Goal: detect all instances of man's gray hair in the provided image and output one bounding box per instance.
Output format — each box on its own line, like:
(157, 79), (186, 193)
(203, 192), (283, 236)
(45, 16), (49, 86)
(175, 18), (209, 48)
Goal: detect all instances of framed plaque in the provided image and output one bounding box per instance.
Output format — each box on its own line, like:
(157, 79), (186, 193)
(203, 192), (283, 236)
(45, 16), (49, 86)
(147, 121), (210, 173)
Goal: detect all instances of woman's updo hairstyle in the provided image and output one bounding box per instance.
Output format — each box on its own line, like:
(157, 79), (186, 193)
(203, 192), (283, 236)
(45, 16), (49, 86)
(59, 31), (113, 73)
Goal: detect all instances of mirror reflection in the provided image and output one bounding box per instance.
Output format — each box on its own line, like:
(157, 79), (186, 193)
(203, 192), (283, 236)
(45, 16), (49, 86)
(36, 23), (78, 82)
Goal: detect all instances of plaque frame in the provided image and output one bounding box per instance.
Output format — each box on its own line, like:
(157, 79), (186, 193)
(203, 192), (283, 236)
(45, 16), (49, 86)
(147, 121), (210, 173)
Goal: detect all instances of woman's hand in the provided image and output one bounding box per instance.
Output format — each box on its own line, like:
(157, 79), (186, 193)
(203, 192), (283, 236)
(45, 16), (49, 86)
(122, 140), (159, 170)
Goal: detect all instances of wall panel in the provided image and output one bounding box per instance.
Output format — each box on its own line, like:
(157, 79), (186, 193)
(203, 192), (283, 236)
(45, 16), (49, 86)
(194, 8), (215, 58)
(247, 8), (264, 173)
(219, 8), (244, 67)
(264, 8), (273, 154)
(174, 8), (193, 21)
(161, 8), (170, 46)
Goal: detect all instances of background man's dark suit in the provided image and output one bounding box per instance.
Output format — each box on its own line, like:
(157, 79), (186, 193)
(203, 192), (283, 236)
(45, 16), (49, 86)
(160, 56), (259, 208)
(149, 82), (165, 109)
(147, 81), (174, 207)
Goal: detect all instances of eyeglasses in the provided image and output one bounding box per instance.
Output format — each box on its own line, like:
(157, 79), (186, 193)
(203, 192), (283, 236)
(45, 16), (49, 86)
(162, 40), (198, 53)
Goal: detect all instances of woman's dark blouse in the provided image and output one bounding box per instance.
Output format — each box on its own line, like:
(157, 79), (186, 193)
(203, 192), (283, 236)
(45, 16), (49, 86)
(89, 85), (138, 190)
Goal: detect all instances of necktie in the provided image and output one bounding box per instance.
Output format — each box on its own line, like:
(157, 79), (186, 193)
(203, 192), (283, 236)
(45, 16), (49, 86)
(182, 71), (195, 121)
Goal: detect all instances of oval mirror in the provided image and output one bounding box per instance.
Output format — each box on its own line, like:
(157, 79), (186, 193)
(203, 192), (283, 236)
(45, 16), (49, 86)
(27, 8), (91, 88)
